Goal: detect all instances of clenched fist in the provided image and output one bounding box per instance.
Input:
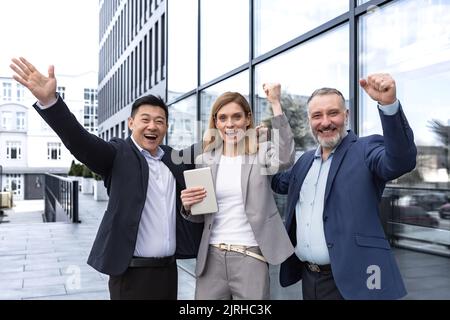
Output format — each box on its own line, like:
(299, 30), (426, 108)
(262, 83), (282, 116)
(359, 73), (397, 106)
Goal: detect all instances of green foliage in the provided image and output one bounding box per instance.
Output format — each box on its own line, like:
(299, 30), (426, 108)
(82, 165), (94, 178)
(68, 160), (76, 176)
(260, 93), (316, 150)
(68, 161), (84, 177)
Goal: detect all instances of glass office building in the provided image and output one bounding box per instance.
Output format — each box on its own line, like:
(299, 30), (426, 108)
(99, 0), (450, 261)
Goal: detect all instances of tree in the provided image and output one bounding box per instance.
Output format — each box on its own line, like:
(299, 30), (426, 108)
(82, 165), (94, 179)
(428, 119), (450, 172)
(260, 93), (316, 151)
(68, 160), (83, 176)
(428, 119), (450, 147)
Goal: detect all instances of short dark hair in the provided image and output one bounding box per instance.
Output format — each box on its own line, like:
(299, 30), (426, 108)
(131, 95), (168, 122)
(306, 87), (347, 110)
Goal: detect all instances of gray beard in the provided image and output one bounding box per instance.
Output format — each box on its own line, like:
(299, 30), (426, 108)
(312, 127), (348, 150)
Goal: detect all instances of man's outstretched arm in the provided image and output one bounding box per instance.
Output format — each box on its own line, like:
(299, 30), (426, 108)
(360, 73), (417, 180)
(10, 57), (116, 176)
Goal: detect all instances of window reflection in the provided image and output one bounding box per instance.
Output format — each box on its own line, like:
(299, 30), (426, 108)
(168, 0), (198, 102)
(200, 71), (249, 134)
(357, 0), (370, 5)
(254, 0), (348, 56)
(359, 0), (450, 255)
(200, 0), (249, 84)
(359, 0), (450, 188)
(255, 24), (349, 152)
(167, 95), (198, 150)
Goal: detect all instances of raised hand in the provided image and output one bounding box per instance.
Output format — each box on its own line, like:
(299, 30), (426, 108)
(359, 73), (397, 106)
(263, 83), (282, 116)
(10, 57), (57, 106)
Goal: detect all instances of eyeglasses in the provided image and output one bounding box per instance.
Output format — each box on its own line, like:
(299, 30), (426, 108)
(215, 112), (249, 124)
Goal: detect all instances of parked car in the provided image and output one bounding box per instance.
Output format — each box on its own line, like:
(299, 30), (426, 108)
(410, 193), (447, 211)
(397, 193), (448, 211)
(438, 203), (450, 220)
(393, 205), (439, 228)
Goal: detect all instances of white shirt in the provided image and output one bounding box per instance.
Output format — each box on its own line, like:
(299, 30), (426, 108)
(36, 98), (178, 258)
(130, 136), (177, 258)
(209, 155), (258, 246)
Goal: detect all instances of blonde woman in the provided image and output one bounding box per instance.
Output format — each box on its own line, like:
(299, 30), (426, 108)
(181, 84), (295, 299)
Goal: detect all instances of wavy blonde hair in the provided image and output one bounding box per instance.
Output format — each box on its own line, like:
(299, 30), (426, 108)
(203, 92), (257, 154)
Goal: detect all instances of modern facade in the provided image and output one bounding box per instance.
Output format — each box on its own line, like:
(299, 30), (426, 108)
(98, 0), (449, 258)
(0, 73), (98, 200)
(98, 0), (166, 141)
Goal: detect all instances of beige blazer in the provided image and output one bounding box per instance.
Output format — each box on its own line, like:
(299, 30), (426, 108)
(185, 114), (295, 277)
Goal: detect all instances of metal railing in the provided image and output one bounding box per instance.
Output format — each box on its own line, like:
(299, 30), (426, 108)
(44, 174), (80, 223)
(382, 185), (450, 257)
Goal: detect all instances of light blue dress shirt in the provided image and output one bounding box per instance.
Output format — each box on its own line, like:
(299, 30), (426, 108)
(295, 101), (399, 265)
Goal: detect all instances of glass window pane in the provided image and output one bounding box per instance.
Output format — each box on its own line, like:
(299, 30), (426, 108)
(200, 0), (249, 84)
(359, 0), (450, 187)
(254, 0), (348, 56)
(255, 24), (349, 152)
(168, 95), (198, 150)
(200, 71), (249, 134)
(359, 0), (450, 255)
(168, 0), (198, 102)
(357, 0), (371, 5)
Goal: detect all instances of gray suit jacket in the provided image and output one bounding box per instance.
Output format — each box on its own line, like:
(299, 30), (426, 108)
(186, 114), (296, 277)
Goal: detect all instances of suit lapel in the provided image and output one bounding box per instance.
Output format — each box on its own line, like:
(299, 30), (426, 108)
(286, 151), (315, 229)
(324, 131), (357, 203)
(198, 146), (222, 186)
(160, 145), (187, 187)
(241, 153), (256, 206)
(127, 137), (149, 193)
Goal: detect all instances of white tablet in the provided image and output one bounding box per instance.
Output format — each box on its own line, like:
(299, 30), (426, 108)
(183, 167), (218, 215)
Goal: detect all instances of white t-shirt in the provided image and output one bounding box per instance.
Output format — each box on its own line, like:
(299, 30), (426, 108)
(209, 155), (258, 246)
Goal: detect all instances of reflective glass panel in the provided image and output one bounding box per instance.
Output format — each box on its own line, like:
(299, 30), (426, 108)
(168, 0), (198, 101)
(168, 95), (198, 150)
(254, 0), (348, 56)
(200, 0), (249, 84)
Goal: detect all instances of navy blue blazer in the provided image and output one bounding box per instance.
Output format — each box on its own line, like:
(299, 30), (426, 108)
(272, 105), (417, 299)
(34, 97), (203, 276)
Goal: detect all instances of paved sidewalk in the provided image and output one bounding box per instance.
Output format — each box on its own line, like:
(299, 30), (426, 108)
(0, 195), (195, 300)
(0, 193), (449, 300)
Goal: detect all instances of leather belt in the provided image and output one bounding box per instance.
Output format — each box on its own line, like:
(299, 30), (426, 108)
(211, 244), (267, 263)
(305, 261), (332, 273)
(129, 255), (175, 268)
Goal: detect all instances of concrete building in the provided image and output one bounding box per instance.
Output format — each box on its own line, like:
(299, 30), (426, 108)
(98, 0), (166, 141)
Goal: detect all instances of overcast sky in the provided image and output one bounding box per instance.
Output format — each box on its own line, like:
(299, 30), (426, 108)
(0, 0), (99, 77)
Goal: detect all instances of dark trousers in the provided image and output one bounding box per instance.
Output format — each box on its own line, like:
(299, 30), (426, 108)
(301, 263), (344, 300)
(108, 261), (177, 300)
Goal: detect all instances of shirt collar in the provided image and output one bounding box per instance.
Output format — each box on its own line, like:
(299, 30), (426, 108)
(130, 135), (165, 160)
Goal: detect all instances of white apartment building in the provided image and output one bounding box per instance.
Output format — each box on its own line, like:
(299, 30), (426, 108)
(0, 72), (98, 200)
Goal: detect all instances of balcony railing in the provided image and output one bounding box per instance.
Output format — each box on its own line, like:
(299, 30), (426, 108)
(44, 174), (80, 223)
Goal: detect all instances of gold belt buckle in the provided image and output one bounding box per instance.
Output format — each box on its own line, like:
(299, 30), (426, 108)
(217, 243), (230, 251)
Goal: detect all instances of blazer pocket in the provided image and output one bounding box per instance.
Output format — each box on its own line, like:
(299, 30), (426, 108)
(355, 235), (390, 250)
